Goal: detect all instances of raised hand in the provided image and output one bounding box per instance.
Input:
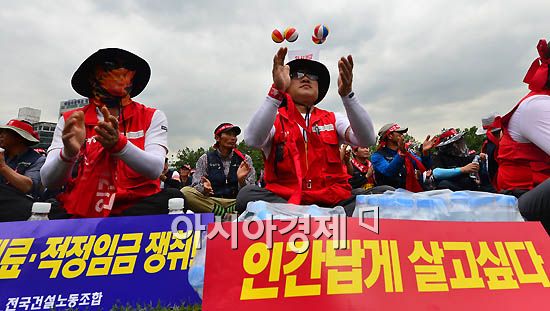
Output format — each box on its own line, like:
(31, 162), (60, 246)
(341, 145), (352, 163)
(422, 135), (438, 154)
(397, 135), (407, 153)
(94, 106), (120, 150)
(201, 176), (214, 196)
(338, 55), (354, 96)
(237, 160), (251, 184)
(62, 111), (86, 158)
(0, 148), (5, 169)
(272, 47), (290, 92)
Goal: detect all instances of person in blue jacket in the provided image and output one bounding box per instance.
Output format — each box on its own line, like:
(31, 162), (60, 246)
(371, 123), (436, 192)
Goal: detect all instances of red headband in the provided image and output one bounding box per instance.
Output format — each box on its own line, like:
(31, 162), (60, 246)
(215, 124), (235, 136)
(6, 120), (39, 140)
(523, 39), (549, 91)
(377, 123), (401, 149)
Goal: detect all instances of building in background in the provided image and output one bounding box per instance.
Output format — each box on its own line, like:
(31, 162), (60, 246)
(32, 121), (57, 151)
(18, 107), (41, 123)
(59, 98), (89, 116)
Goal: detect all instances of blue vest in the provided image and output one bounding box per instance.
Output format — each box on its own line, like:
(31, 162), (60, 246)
(206, 150), (243, 199)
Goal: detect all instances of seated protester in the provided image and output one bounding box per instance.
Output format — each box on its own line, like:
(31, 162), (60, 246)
(477, 113), (501, 187)
(160, 158), (183, 190)
(178, 164), (192, 187)
(182, 123), (256, 216)
(0, 120), (45, 221)
(238, 48), (377, 216)
(344, 146), (374, 190)
(494, 39), (550, 194)
(371, 123), (436, 192)
(429, 128), (494, 192)
(344, 146), (395, 195)
(41, 48), (183, 218)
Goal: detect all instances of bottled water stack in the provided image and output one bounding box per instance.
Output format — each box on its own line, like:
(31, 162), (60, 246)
(355, 190), (523, 222)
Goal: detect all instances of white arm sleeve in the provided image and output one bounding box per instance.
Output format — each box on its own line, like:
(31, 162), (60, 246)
(113, 110), (168, 179)
(244, 96), (280, 157)
(41, 117), (75, 189)
(508, 96), (550, 155)
(337, 93), (376, 146)
(114, 142), (166, 179)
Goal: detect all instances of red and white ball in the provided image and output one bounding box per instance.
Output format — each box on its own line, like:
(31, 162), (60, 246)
(284, 27), (299, 42)
(271, 29), (284, 43)
(313, 24), (329, 43)
(311, 35), (325, 45)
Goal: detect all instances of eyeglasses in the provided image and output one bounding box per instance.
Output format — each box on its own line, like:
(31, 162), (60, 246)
(290, 71), (319, 81)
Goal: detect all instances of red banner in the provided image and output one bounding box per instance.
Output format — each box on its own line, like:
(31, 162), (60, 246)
(202, 219), (549, 310)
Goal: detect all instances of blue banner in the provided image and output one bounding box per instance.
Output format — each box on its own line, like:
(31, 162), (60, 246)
(0, 214), (213, 310)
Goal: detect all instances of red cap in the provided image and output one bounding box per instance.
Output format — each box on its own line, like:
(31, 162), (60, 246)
(214, 123), (241, 136)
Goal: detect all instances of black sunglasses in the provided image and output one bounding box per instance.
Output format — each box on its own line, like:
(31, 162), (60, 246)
(290, 71), (319, 81)
(101, 59), (136, 71)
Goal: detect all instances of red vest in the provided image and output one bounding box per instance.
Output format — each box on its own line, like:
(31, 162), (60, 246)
(496, 91), (550, 191)
(61, 102), (160, 216)
(263, 94), (351, 206)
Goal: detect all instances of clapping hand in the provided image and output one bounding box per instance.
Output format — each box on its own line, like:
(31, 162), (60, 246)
(62, 110), (86, 157)
(94, 106), (120, 150)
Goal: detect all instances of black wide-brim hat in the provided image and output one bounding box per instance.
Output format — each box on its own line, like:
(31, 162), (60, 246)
(287, 59), (330, 104)
(436, 131), (465, 148)
(71, 48), (151, 98)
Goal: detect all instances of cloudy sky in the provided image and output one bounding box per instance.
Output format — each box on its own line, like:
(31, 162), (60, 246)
(1, 0), (549, 156)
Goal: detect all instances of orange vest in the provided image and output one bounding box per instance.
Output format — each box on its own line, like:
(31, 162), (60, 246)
(263, 94), (351, 206)
(61, 102), (160, 215)
(496, 91), (550, 191)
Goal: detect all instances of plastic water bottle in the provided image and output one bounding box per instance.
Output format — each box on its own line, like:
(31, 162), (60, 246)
(416, 198), (436, 221)
(28, 202), (51, 221)
(168, 198), (185, 214)
(306, 205), (325, 217)
(469, 155), (481, 184)
(449, 192), (472, 221)
(470, 193), (495, 221)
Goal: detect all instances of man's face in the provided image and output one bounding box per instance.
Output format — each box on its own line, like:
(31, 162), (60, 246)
(94, 65), (136, 97)
(355, 147), (371, 158)
(286, 70), (319, 107)
(0, 129), (22, 149)
(179, 168), (190, 177)
(215, 130), (238, 149)
(389, 131), (404, 144)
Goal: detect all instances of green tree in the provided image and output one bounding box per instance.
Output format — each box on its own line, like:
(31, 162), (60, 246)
(174, 146), (208, 169)
(457, 126), (485, 153)
(237, 140), (264, 178)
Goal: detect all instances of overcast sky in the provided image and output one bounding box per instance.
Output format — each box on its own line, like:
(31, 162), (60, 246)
(1, 0), (549, 156)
